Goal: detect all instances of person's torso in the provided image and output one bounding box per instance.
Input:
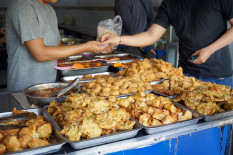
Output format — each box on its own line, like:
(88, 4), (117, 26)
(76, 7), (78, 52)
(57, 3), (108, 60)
(167, 0), (232, 78)
(120, 0), (150, 35)
(6, 0), (60, 92)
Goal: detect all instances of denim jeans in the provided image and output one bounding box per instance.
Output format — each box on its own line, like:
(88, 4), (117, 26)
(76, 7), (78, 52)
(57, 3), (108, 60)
(185, 73), (233, 155)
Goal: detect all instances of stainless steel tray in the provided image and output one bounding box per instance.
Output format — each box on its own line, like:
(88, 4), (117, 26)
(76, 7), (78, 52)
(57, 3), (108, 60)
(67, 55), (91, 61)
(109, 59), (137, 64)
(1, 108), (65, 155)
(57, 60), (109, 77)
(151, 79), (178, 99)
(174, 102), (233, 122)
(93, 51), (120, 56)
(44, 107), (142, 150)
(61, 72), (118, 83)
(94, 53), (143, 60)
(140, 102), (202, 135)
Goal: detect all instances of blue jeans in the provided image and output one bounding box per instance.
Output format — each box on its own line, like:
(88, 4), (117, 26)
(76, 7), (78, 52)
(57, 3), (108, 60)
(185, 73), (233, 155)
(184, 73), (233, 89)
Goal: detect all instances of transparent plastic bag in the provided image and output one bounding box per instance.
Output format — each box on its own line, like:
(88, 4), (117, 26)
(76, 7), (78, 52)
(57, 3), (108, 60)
(96, 15), (122, 43)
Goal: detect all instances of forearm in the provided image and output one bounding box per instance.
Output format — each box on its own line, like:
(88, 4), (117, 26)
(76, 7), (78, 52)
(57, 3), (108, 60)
(120, 24), (166, 47)
(207, 26), (233, 54)
(37, 44), (88, 61)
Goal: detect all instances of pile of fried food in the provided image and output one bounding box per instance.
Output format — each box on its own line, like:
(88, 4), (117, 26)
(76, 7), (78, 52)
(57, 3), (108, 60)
(82, 76), (152, 97)
(173, 82), (233, 116)
(152, 74), (203, 96)
(0, 109), (52, 154)
(122, 92), (193, 127)
(118, 58), (183, 82)
(48, 93), (136, 141)
(80, 74), (113, 80)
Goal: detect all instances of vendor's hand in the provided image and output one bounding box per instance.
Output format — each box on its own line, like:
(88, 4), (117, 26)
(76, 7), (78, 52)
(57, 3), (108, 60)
(100, 32), (121, 47)
(84, 41), (114, 53)
(149, 49), (156, 55)
(190, 47), (214, 64)
(0, 28), (5, 35)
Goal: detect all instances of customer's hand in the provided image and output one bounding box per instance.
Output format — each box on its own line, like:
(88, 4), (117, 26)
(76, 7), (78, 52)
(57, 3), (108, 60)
(190, 47), (214, 64)
(0, 28), (5, 35)
(100, 32), (121, 47)
(84, 41), (114, 53)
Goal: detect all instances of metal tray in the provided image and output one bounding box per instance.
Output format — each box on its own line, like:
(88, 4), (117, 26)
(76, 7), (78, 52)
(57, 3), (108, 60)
(57, 61), (109, 77)
(61, 72), (118, 83)
(151, 79), (178, 99)
(94, 53), (143, 60)
(67, 55), (91, 62)
(1, 108), (65, 155)
(93, 51), (120, 56)
(43, 107), (142, 150)
(174, 102), (233, 122)
(140, 102), (202, 135)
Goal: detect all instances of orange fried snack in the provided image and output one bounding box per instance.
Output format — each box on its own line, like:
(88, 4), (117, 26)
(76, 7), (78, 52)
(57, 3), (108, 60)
(70, 63), (85, 69)
(13, 108), (28, 115)
(113, 63), (127, 68)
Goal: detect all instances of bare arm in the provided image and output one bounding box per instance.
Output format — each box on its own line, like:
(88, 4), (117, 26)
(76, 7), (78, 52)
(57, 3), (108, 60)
(192, 18), (233, 64)
(101, 24), (167, 47)
(25, 39), (111, 62)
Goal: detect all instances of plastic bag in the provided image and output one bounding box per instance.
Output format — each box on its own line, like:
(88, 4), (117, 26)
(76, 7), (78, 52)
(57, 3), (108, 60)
(96, 15), (122, 42)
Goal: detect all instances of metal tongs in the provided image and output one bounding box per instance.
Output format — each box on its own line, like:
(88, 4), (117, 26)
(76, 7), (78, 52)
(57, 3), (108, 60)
(50, 77), (80, 97)
(0, 112), (37, 129)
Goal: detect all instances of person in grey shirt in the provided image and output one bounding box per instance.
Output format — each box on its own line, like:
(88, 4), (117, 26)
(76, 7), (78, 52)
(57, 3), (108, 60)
(6, 0), (111, 92)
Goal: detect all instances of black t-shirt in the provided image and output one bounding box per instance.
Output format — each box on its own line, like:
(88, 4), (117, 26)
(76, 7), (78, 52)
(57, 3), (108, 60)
(115, 0), (155, 35)
(154, 0), (233, 78)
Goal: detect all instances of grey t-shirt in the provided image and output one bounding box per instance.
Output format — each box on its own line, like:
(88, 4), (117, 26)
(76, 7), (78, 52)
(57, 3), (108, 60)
(6, 0), (61, 92)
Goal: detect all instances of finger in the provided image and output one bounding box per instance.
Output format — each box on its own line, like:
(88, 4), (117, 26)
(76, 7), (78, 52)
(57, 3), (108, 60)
(191, 58), (202, 64)
(100, 33), (109, 42)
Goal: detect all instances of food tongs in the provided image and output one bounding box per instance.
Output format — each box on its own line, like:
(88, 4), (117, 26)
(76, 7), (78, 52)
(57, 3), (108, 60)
(0, 112), (37, 129)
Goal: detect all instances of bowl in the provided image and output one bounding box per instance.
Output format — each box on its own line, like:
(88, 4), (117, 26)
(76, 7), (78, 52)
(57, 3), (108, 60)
(24, 82), (79, 107)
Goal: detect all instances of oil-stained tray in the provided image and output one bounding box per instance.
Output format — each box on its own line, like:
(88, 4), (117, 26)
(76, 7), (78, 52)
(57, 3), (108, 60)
(1, 108), (65, 155)
(57, 62), (109, 77)
(138, 102), (202, 135)
(67, 55), (91, 62)
(93, 53), (143, 60)
(151, 79), (178, 99)
(58, 55), (91, 63)
(43, 107), (142, 150)
(61, 72), (118, 83)
(174, 102), (233, 122)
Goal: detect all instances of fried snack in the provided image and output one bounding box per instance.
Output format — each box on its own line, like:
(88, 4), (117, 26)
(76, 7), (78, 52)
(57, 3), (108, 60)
(28, 139), (50, 148)
(173, 82), (232, 115)
(37, 123), (52, 139)
(127, 93), (193, 127)
(49, 93), (135, 141)
(0, 109), (53, 153)
(152, 74), (202, 96)
(82, 76), (152, 97)
(3, 136), (22, 152)
(118, 58), (183, 82)
(0, 144), (6, 154)
(18, 134), (32, 149)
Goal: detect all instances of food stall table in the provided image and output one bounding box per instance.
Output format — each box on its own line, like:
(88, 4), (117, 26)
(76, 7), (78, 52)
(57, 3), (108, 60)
(0, 92), (232, 155)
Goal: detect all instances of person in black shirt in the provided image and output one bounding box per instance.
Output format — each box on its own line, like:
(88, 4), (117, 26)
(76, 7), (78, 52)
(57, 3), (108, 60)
(115, 0), (156, 57)
(102, 0), (233, 88)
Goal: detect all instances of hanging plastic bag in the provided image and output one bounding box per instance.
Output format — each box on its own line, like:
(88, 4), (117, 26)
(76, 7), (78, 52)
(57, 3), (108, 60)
(96, 15), (122, 48)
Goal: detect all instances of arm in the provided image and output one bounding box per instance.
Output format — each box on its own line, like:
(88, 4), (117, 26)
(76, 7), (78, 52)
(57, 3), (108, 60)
(101, 24), (166, 47)
(25, 39), (112, 62)
(191, 19), (233, 64)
